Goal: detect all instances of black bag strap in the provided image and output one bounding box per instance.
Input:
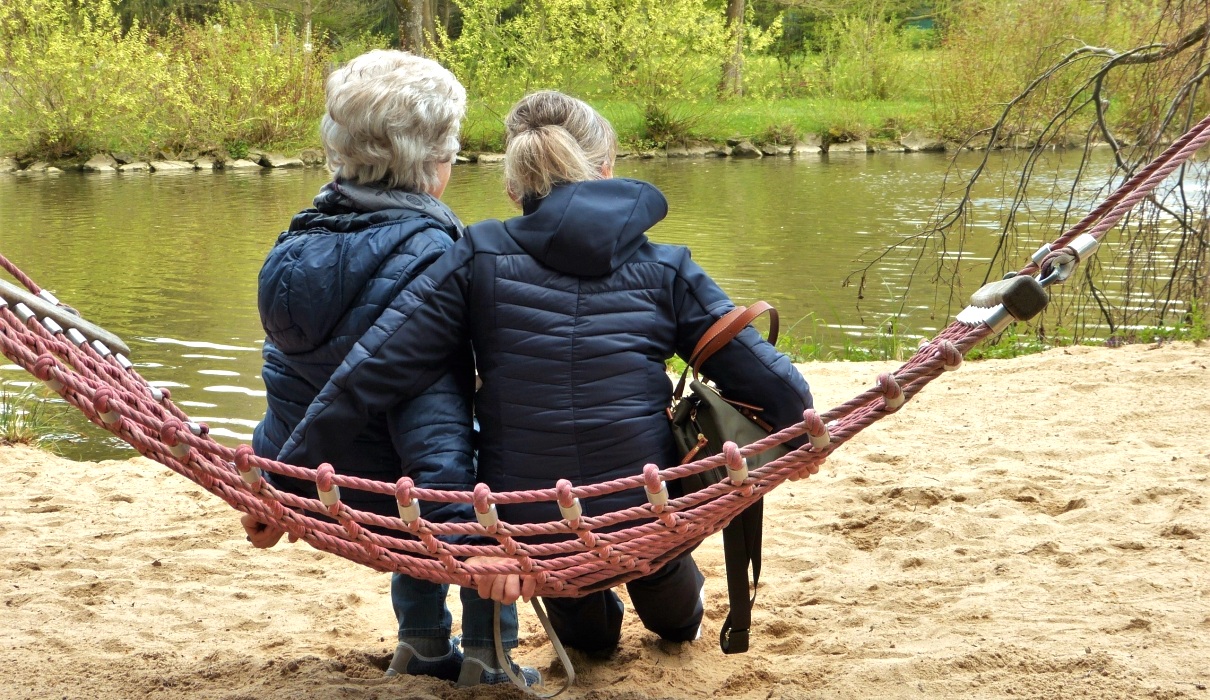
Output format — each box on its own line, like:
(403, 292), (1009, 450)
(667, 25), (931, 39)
(718, 497), (762, 654)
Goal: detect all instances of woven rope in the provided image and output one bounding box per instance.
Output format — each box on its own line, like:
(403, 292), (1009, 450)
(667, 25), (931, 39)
(2, 116), (1205, 597)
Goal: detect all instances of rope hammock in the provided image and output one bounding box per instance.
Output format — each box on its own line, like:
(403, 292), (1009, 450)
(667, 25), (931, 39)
(2, 115), (1208, 603)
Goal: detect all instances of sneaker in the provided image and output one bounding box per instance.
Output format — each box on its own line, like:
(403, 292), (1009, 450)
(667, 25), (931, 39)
(385, 636), (464, 682)
(456, 656), (542, 688)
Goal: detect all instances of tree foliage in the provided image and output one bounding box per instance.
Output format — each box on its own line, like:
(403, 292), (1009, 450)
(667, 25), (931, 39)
(0, 0), (171, 157)
(0, 0), (331, 157)
(435, 0), (736, 106)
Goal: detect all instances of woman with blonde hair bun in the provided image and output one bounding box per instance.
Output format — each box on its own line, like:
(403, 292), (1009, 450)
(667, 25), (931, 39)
(279, 90), (813, 655)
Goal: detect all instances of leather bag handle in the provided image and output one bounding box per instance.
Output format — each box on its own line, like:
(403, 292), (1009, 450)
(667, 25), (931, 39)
(674, 301), (779, 398)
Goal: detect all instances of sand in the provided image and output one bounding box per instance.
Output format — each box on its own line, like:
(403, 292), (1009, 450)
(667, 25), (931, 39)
(1, 341), (1208, 700)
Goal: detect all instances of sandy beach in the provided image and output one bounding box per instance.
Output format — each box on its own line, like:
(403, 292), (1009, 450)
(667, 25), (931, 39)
(2, 341), (1208, 700)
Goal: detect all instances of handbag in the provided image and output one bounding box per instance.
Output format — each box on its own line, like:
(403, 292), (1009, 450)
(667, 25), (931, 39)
(666, 302), (790, 655)
(668, 301), (790, 497)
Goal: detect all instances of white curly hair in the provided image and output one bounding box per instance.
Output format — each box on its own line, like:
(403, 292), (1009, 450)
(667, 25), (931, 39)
(320, 50), (466, 192)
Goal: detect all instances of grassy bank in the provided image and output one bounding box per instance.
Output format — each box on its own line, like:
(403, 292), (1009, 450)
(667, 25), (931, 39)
(773, 310), (1210, 364)
(0, 0), (1174, 162)
(460, 95), (935, 154)
(655, 308), (1210, 378)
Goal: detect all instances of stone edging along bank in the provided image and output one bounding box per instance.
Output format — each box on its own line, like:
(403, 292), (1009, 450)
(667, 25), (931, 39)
(0, 131), (962, 176)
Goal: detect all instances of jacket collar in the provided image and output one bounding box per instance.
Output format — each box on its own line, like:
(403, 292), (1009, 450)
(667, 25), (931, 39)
(301, 179), (466, 237)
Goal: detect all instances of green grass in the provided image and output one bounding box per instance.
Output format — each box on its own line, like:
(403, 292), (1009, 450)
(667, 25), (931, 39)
(461, 95), (934, 153)
(0, 386), (62, 447)
(663, 305), (1208, 374)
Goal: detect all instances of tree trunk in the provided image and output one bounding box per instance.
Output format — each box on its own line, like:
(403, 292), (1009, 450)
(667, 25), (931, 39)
(302, 0), (313, 52)
(395, 0), (428, 55)
(423, 0), (437, 46)
(719, 0), (745, 97)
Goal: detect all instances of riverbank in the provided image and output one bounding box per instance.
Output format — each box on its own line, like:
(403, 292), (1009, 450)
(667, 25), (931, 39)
(2, 342), (1207, 699)
(0, 130), (974, 176)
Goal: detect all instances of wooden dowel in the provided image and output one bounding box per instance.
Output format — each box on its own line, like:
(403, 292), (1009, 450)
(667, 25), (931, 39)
(0, 279), (132, 357)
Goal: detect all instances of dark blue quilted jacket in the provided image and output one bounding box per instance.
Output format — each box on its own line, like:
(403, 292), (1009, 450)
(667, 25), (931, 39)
(279, 178), (812, 531)
(253, 181), (476, 527)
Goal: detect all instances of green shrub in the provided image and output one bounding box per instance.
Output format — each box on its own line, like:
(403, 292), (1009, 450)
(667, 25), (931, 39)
(643, 102), (702, 146)
(159, 2), (331, 153)
(929, 0), (1146, 141)
(0, 0), (173, 157)
(759, 121), (799, 145)
(436, 0), (731, 109)
(0, 0), (329, 158)
(820, 12), (911, 101)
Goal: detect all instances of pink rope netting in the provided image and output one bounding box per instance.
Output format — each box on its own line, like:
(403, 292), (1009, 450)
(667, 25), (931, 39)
(2, 113), (1207, 598)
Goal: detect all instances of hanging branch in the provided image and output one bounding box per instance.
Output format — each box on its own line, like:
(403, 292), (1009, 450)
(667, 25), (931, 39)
(848, 7), (1210, 342)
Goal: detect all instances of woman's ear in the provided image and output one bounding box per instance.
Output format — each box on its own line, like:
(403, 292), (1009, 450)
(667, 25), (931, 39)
(600, 162), (614, 179)
(506, 184), (522, 207)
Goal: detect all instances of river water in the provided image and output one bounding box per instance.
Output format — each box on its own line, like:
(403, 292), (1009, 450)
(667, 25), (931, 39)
(0, 151), (1172, 460)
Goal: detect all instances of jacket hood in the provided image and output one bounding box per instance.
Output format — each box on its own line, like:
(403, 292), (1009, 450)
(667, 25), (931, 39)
(507, 178), (668, 277)
(259, 181), (462, 354)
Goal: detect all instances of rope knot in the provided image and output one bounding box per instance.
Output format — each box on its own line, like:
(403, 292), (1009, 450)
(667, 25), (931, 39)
(233, 444), (262, 488)
(877, 373), (905, 411)
(555, 478), (582, 523)
(395, 477), (421, 525)
(642, 464), (663, 495)
(316, 463), (341, 514)
(643, 463), (669, 510)
(937, 340), (963, 371)
(32, 354), (56, 381)
(159, 419), (182, 445)
(395, 477), (415, 506)
(555, 479), (575, 509)
(802, 409), (830, 449)
(233, 444), (254, 472)
(92, 388), (120, 425)
(316, 463), (335, 492)
(473, 483), (492, 515)
(723, 441), (748, 486)
(92, 388), (113, 413)
(722, 441), (743, 470)
(473, 483), (499, 530)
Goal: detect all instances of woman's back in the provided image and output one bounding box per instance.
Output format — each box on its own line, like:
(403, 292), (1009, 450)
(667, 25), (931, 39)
(461, 178), (810, 528)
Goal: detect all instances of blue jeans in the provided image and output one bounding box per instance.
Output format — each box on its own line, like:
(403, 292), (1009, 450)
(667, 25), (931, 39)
(391, 573), (518, 651)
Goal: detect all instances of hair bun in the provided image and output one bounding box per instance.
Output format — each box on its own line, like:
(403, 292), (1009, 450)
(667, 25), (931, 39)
(502, 91), (617, 201)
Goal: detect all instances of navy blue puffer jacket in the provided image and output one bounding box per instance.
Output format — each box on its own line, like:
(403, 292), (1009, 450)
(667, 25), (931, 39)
(253, 181), (476, 526)
(279, 178), (812, 533)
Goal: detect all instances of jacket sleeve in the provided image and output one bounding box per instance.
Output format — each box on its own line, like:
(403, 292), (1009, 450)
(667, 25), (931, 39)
(671, 250), (813, 436)
(385, 348), (477, 530)
(277, 237), (475, 469)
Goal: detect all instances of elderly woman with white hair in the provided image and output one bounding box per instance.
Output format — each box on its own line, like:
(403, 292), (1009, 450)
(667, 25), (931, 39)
(241, 50), (536, 688)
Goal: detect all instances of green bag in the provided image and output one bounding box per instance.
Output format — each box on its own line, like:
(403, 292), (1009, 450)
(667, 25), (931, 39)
(666, 301), (789, 655)
(667, 302), (789, 498)
(669, 378), (790, 498)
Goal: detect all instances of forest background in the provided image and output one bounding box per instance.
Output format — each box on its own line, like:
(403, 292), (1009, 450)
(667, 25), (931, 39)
(0, 0), (1189, 161)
